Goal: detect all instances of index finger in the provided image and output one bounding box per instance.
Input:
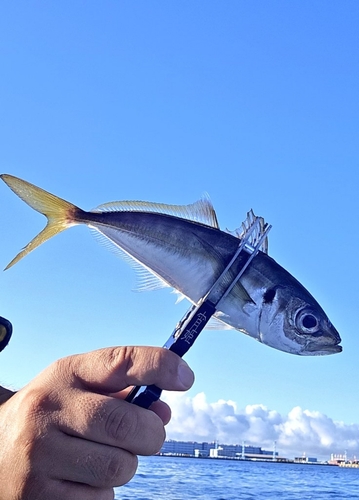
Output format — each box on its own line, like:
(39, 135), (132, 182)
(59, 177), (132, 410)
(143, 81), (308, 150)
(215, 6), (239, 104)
(59, 346), (195, 394)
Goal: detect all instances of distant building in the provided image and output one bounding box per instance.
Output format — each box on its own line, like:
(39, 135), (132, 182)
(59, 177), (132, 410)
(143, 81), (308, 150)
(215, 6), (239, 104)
(160, 440), (277, 459)
(329, 453), (359, 467)
(160, 440), (211, 456)
(294, 456), (318, 464)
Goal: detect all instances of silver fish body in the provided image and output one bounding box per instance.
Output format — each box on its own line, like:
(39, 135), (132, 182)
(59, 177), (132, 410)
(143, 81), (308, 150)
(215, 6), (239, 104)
(85, 210), (340, 355)
(1, 174), (342, 356)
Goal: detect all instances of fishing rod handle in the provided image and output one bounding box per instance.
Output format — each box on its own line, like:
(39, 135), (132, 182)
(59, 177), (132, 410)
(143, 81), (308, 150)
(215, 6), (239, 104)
(0, 316), (12, 353)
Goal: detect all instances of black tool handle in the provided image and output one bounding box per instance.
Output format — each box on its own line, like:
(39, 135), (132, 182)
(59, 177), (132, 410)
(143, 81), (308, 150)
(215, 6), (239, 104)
(126, 300), (216, 408)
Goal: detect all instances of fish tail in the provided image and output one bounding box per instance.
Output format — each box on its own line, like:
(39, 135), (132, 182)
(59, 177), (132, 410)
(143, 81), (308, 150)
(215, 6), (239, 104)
(1, 174), (81, 270)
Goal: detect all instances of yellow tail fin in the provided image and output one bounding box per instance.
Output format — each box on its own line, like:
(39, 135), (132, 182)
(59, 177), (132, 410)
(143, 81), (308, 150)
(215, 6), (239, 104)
(1, 174), (80, 270)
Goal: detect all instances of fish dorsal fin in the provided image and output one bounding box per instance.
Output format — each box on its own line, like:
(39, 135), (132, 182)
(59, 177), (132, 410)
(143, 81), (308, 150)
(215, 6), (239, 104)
(92, 195), (220, 229)
(226, 209), (269, 254)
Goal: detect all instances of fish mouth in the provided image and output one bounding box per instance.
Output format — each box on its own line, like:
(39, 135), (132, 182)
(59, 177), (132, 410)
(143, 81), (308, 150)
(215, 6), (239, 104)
(303, 322), (342, 355)
(305, 341), (342, 355)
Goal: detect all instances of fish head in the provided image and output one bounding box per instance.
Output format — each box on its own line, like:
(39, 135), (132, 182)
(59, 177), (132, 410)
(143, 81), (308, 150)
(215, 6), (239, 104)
(258, 284), (342, 356)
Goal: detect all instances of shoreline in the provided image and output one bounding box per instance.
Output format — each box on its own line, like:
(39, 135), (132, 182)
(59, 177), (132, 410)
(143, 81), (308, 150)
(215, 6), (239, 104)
(157, 453), (339, 466)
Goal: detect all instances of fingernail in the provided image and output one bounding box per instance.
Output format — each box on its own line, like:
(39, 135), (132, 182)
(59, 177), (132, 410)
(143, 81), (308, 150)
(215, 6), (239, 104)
(178, 361), (195, 389)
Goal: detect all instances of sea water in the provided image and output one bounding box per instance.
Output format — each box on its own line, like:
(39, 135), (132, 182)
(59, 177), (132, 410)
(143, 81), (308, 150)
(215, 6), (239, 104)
(116, 456), (359, 500)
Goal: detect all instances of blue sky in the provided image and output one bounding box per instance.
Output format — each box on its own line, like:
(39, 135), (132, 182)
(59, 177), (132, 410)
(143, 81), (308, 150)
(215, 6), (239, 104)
(0, 2), (358, 459)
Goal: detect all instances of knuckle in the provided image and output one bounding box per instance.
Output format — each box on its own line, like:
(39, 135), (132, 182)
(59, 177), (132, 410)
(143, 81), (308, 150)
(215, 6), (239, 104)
(26, 389), (61, 426)
(91, 450), (138, 487)
(15, 386), (59, 428)
(105, 407), (139, 443)
(50, 355), (73, 380)
(104, 451), (137, 486)
(103, 346), (132, 374)
(4, 388), (61, 470)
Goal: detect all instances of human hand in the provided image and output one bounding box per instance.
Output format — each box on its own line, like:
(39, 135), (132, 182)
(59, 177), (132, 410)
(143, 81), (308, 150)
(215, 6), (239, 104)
(0, 346), (194, 500)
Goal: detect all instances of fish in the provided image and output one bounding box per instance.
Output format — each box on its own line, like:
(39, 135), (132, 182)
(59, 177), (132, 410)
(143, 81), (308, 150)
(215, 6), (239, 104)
(0, 173), (342, 356)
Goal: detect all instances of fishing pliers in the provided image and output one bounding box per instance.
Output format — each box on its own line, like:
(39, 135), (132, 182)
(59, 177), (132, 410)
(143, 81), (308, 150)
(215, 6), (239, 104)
(126, 214), (271, 408)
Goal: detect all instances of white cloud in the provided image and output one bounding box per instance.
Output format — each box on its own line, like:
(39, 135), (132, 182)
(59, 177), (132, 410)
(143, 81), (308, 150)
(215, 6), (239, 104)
(162, 392), (359, 460)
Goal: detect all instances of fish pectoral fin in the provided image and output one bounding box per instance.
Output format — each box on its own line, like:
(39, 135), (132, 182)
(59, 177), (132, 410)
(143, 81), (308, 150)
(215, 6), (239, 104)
(230, 280), (254, 304)
(1, 174), (81, 270)
(206, 314), (236, 330)
(172, 290), (187, 303)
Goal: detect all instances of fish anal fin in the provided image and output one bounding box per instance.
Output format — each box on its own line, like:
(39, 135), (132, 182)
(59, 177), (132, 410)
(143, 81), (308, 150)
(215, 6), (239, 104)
(90, 227), (170, 292)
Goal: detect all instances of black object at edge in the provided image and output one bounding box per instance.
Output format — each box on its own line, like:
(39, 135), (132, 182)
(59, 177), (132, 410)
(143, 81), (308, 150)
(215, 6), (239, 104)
(0, 316), (12, 352)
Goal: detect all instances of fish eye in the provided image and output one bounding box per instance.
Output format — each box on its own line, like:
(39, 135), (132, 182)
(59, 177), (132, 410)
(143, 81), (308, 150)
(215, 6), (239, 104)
(296, 311), (320, 333)
(302, 314), (317, 329)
